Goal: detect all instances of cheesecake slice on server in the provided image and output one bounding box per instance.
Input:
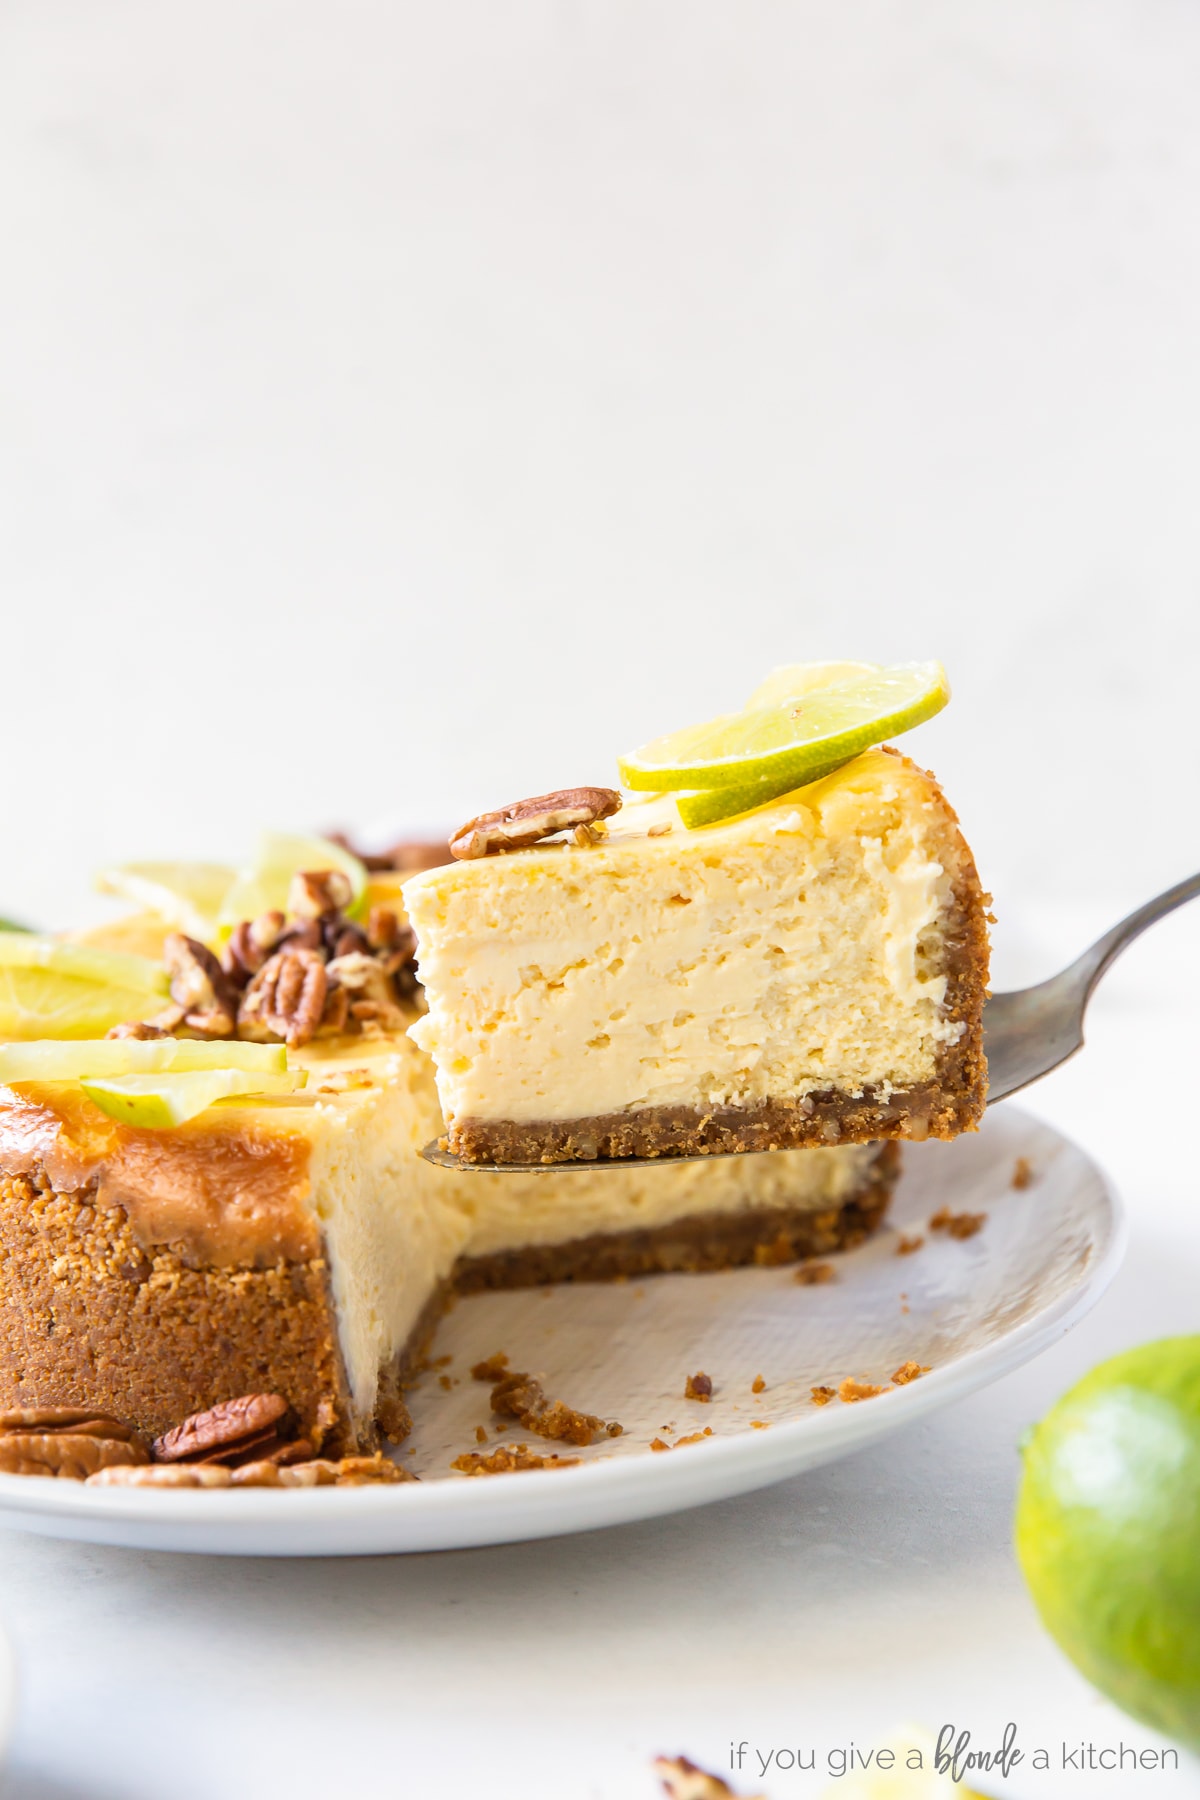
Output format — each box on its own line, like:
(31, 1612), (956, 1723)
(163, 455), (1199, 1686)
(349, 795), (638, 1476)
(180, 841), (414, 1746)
(405, 748), (989, 1165)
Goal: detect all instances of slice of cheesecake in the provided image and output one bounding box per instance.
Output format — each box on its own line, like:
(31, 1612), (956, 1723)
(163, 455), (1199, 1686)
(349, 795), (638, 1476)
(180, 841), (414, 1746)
(405, 749), (989, 1164)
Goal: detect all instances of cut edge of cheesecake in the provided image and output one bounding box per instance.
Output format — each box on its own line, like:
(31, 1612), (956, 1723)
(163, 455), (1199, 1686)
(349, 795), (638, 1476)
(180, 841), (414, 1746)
(409, 749), (990, 1166)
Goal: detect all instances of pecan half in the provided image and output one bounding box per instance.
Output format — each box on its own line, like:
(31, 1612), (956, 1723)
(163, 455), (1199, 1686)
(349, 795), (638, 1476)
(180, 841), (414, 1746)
(0, 1407), (145, 1444)
(449, 787), (622, 860)
(152, 1393), (294, 1466)
(238, 948), (328, 1048)
(88, 1463), (234, 1489)
(288, 869), (354, 921)
(163, 933), (238, 1038)
(0, 1432), (150, 1480)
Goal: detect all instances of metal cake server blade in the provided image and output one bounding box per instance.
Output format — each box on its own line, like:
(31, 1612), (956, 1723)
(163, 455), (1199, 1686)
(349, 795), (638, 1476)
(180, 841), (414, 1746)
(422, 872), (1200, 1173)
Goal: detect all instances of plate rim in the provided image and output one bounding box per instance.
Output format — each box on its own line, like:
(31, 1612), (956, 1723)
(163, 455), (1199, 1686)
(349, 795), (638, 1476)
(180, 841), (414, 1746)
(0, 1104), (1127, 1548)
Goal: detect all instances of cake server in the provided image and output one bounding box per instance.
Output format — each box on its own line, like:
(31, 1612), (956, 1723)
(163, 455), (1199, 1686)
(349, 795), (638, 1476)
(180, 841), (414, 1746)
(423, 871), (1200, 1172)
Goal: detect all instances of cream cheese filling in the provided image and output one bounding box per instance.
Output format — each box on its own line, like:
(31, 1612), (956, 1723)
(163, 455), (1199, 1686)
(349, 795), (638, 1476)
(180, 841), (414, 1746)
(405, 751), (964, 1129)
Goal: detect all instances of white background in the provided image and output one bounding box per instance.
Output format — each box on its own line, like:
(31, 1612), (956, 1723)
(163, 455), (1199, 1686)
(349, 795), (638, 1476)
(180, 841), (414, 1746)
(1, 4), (1199, 1796)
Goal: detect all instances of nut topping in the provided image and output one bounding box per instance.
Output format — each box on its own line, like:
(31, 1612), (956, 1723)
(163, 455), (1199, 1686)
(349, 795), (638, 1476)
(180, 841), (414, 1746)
(449, 787), (622, 860)
(288, 869), (354, 921)
(0, 1407), (144, 1442)
(0, 1432), (150, 1480)
(152, 1393), (295, 1466)
(325, 952), (407, 1033)
(105, 1020), (171, 1041)
(238, 948), (329, 1049)
(163, 934), (238, 1038)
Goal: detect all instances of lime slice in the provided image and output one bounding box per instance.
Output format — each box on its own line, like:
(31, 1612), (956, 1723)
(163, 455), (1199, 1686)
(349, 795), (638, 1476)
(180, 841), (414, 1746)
(745, 660), (878, 710)
(0, 1039), (288, 1083)
(0, 933), (167, 995)
(95, 861), (236, 942)
(0, 935), (170, 1041)
(618, 661), (949, 794)
(79, 1067), (306, 1130)
(0, 969), (165, 1042)
(218, 832), (368, 929)
(675, 753), (856, 829)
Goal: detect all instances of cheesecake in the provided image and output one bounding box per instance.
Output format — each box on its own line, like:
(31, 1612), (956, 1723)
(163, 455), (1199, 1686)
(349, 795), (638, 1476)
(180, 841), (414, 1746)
(405, 749), (989, 1164)
(0, 913), (900, 1456)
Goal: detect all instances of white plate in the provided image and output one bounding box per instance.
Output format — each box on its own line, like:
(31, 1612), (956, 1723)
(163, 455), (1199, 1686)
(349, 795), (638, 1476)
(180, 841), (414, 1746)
(0, 1105), (1123, 1556)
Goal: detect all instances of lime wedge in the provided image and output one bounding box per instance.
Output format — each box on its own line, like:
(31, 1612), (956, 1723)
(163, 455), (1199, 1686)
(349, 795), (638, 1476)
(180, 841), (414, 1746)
(675, 753), (856, 829)
(95, 862), (236, 942)
(218, 832), (368, 929)
(745, 660), (878, 710)
(0, 1039), (288, 1084)
(618, 661), (949, 794)
(79, 1067), (307, 1130)
(0, 933), (167, 995)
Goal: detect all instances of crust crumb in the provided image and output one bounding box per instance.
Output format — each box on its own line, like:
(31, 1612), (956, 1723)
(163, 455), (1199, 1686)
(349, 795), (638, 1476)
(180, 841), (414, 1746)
(891, 1360), (931, 1386)
(650, 1436), (671, 1452)
(489, 1370), (618, 1446)
(470, 1351), (510, 1382)
(896, 1233), (925, 1256)
(673, 1427), (714, 1448)
(794, 1261), (835, 1285)
(810, 1386), (837, 1406)
(451, 1443), (579, 1476)
(684, 1371), (713, 1402)
(930, 1206), (987, 1241)
(1012, 1156), (1034, 1189)
(838, 1377), (887, 1402)
(750, 1420), (769, 1429)
(751, 1375), (766, 1394)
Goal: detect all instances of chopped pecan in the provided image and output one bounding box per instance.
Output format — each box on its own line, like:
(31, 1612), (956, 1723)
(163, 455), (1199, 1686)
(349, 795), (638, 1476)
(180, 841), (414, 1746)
(325, 919), (368, 960)
(378, 839), (453, 874)
(238, 948), (328, 1048)
(288, 869), (354, 921)
(326, 952), (406, 1032)
(0, 1432), (150, 1480)
(684, 1372), (713, 1402)
(222, 911), (286, 987)
(271, 919), (324, 957)
(653, 1756), (751, 1800)
(449, 787), (622, 860)
(105, 1020), (171, 1041)
(152, 1393), (294, 1466)
(163, 933), (238, 1038)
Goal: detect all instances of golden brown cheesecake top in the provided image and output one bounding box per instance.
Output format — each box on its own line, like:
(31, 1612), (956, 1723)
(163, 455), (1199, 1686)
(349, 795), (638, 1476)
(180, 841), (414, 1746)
(0, 1080), (320, 1268)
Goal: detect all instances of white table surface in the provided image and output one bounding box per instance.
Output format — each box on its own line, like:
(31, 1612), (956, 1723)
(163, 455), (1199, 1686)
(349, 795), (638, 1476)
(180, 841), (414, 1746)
(0, 906), (1195, 1800)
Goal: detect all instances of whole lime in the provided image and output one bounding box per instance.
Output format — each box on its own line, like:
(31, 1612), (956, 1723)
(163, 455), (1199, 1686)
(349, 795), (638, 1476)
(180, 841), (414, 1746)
(1016, 1337), (1200, 1748)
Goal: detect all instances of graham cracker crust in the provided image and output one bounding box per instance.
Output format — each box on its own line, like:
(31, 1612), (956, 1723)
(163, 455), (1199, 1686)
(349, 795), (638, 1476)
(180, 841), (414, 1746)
(0, 1151), (900, 1450)
(0, 1171), (363, 1455)
(448, 761), (990, 1166)
(454, 1142), (899, 1290)
(0, 1174), (449, 1457)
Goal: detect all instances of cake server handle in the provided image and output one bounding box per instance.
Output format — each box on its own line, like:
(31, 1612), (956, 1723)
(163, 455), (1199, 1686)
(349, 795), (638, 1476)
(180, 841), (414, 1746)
(983, 870), (1200, 1103)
